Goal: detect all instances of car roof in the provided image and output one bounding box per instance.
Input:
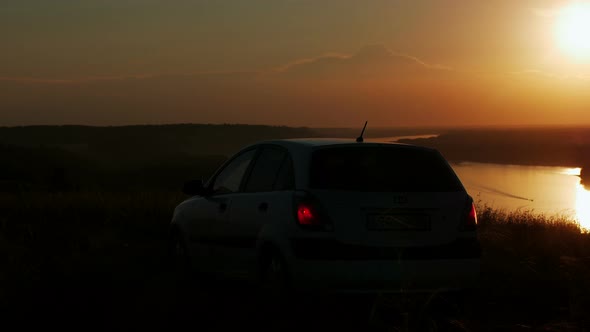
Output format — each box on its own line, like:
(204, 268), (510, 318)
(257, 138), (436, 151)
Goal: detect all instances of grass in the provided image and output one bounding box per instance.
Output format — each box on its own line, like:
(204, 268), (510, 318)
(1, 192), (590, 331)
(473, 204), (590, 330)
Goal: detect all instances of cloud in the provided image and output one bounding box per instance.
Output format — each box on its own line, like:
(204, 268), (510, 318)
(510, 69), (590, 81)
(0, 71), (261, 85)
(0, 45), (448, 86)
(273, 44), (451, 80)
(532, 8), (559, 17)
(2, 44), (587, 127)
(0, 77), (76, 84)
(0, 69), (277, 126)
(531, 0), (579, 17)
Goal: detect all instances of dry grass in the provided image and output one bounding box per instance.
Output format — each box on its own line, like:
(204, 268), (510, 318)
(474, 204), (590, 330)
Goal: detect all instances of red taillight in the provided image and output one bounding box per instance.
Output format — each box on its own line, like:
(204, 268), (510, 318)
(462, 202), (478, 231)
(469, 203), (478, 225)
(294, 192), (333, 231)
(297, 203), (318, 225)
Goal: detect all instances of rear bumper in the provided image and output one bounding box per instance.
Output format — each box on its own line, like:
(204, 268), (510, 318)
(290, 238), (481, 260)
(289, 258), (480, 294)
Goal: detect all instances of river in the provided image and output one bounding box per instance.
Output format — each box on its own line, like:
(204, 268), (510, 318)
(451, 162), (589, 230)
(369, 135), (589, 230)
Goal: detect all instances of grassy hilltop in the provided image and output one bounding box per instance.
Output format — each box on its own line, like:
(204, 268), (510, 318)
(1, 124), (590, 330)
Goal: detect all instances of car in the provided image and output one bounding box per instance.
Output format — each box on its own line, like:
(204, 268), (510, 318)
(169, 138), (480, 294)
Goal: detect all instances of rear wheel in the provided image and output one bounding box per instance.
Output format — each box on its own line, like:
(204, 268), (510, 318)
(168, 228), (190, 277)
(259, 250), (290, 299)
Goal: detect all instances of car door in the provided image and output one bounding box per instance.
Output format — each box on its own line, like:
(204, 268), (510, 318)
(185, 148), (257, 275)
(225, 146), (295, 279)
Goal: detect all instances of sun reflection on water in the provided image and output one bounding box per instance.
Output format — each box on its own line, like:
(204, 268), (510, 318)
(576, 183), (590, 232)
(561, 167), (582, 176)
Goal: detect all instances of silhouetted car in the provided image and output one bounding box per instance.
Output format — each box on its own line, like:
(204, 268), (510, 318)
(169, 139), (480, 293)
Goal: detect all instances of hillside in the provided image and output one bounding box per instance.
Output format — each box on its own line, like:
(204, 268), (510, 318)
(398, 127), (590, 187)
(2, 124), (590, 191)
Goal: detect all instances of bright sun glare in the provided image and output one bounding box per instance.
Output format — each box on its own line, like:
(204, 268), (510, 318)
(556, 3), (590, 59)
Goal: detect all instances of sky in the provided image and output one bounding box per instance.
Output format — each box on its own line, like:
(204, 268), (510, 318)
(1, 0), (590, 127)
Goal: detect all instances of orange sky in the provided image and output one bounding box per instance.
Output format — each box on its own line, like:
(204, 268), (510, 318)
(1, 0), (589, 127)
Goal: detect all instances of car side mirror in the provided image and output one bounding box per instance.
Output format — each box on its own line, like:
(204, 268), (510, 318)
(182, 179), (208, 196)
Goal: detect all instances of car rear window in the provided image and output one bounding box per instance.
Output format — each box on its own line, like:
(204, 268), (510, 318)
(309, 146), (464, 192)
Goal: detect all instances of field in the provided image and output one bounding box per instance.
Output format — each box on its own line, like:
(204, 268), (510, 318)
(2, 124), (590, 331)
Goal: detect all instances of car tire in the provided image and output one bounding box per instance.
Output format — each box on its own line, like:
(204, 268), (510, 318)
(168, 228), (190, 277)
(259, 250), (290, 299)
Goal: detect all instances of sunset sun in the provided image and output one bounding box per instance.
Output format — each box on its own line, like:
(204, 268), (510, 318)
(555, 3), (590, 59)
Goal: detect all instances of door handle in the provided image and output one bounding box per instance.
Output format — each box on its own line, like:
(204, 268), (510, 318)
(258, 202), (269, 212)
(219, 202), (227, 212)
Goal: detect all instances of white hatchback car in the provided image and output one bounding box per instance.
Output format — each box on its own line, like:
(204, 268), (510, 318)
(169, 139), (480, 293)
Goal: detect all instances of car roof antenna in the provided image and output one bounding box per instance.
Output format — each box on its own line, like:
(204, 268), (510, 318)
(356, 121), (368, 143)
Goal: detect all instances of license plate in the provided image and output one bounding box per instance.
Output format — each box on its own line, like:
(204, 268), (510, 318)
(366, 214), (430, 231)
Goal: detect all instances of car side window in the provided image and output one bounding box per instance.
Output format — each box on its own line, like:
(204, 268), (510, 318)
(212, 149), (256, 195)
(244, 147), (287, 193)
(273, 155), (295, 191)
